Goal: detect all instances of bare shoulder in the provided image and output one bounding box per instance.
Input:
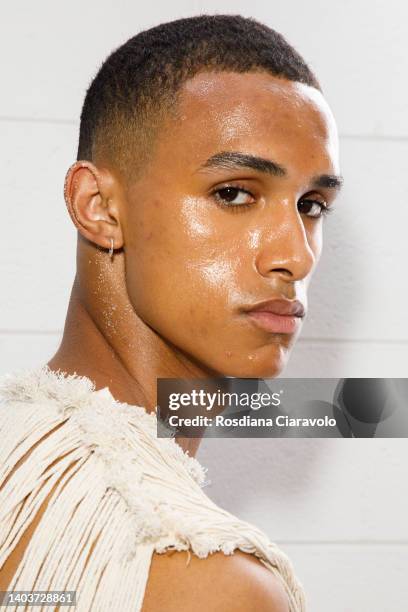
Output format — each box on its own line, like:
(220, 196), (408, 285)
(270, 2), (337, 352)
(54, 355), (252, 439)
(142, 548), (289, 612)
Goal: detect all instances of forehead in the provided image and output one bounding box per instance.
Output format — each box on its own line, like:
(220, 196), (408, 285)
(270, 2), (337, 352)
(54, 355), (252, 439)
(158, 70), (339, 176)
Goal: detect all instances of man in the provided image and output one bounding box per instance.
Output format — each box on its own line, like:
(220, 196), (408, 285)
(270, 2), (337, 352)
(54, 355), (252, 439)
(50, 14), (341, 410)
(1, 14), (341, 610)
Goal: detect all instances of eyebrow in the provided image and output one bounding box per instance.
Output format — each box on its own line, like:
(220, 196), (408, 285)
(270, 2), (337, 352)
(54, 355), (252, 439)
(197, 150), (343, 191)
(198, 151), (286, 177)
(312, 173), (343, 191)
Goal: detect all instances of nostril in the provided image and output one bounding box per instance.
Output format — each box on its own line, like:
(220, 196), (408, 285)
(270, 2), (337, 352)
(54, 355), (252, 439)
(271, 268), (291, 274)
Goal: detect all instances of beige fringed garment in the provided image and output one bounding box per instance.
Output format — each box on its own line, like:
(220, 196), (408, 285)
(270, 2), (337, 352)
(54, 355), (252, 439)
(0, 366), (306, 611)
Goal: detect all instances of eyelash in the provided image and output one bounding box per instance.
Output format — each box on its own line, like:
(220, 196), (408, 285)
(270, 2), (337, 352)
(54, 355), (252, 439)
(211, 183), (254, 211)
(299, 198), (333, 218)
(210, 183), (333, 218)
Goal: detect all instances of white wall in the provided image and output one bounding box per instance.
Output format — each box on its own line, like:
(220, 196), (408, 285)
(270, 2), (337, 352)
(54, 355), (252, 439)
(1, 2), (407, 610)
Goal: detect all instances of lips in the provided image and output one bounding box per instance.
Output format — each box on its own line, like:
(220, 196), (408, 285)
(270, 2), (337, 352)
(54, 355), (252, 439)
(246, 298), (306, 318)
(243, 298), (306, 334)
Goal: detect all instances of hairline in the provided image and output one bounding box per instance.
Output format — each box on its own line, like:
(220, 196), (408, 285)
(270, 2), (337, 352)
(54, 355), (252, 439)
(90, 67), (323, 186)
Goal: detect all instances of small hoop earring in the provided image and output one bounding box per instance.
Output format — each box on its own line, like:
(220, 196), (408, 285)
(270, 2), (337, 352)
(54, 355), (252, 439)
(108, 237), (114, 259)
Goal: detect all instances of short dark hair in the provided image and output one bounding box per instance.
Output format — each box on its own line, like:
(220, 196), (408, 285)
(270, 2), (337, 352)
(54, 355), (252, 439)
(77, 14), (320, 181)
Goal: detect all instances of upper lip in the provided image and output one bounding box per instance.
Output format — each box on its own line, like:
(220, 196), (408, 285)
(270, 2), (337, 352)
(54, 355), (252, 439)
(244, 298), (306, 318)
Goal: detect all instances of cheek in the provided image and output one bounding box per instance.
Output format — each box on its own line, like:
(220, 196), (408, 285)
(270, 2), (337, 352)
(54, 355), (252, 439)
(122, 198), (243, 333)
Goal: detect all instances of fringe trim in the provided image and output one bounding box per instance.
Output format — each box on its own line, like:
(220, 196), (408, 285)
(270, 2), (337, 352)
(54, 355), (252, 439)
(0, 366), (306, 611)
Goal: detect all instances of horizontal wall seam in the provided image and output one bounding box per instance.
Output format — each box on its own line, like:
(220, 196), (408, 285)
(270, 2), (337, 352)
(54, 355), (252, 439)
(1, 116), (408, 143)
(1, 330), (408, 344)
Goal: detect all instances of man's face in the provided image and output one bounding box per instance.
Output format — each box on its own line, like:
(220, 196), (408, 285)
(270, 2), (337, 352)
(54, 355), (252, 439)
(121, 71), (340, 377)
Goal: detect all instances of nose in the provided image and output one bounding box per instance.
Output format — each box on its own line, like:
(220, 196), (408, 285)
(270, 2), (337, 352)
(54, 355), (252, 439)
(255, 202), (318, 281)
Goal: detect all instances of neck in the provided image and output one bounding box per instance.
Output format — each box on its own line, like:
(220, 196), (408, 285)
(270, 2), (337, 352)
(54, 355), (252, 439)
(47, 242), (214, 457)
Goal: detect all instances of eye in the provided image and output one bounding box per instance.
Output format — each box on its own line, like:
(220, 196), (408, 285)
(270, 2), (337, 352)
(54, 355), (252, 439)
(211, 185), (255, 208)
(298, 197), (332, 219)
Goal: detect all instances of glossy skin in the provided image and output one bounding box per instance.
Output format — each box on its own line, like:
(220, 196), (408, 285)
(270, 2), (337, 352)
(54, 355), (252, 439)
(122, 72), (340, 377)
(37, 70), (342, 611)
(48, 70), (341, 453)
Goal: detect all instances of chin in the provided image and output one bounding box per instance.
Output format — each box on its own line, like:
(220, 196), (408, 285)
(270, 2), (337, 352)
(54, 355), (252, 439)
(222, 364), (284, 379)
(219, 347), (291, 379)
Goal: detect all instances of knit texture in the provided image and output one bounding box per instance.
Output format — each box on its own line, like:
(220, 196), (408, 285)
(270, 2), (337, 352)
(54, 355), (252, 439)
(0, 365), (306, 611)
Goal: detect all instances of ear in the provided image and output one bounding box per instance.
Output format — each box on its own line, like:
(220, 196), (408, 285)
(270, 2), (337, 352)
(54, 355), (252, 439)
(63, 160), (124, 252)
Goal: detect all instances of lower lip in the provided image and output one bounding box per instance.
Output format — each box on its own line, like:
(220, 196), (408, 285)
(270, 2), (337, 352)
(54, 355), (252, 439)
(246, 311), (301, 334)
